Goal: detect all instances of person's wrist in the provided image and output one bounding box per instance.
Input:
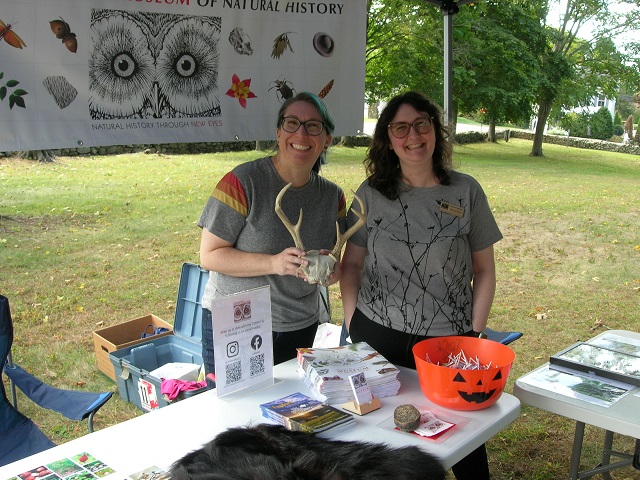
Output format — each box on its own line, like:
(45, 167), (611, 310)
(472, 330), (488, 339)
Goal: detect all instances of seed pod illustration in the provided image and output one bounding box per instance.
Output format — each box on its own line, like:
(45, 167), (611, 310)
(49, 18), (77, 53)
(318, 79), (334, 99)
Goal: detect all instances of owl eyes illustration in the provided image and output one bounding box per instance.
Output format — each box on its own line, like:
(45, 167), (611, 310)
(89, 9), (221, 120)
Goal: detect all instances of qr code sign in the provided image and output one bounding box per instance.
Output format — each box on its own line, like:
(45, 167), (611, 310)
(250, 354), (265, 377)
(225, 360), (242, 385)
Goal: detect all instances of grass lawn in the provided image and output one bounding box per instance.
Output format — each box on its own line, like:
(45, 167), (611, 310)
(1, 138), (639, 478)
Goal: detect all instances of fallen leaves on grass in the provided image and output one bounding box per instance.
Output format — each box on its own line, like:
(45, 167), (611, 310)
(590, 318), (607, 332)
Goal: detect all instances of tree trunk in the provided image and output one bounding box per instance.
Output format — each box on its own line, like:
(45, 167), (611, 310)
(39, 150), (56, 162)
(338, 136), (356, 147)
(447, 103), (459, 138)
(18, 150), (56, 162)
(367, 102), (379, 119)
(530, 100), (552, 157)
(488, 120), (496, 143)
(255, 140), (271, 151)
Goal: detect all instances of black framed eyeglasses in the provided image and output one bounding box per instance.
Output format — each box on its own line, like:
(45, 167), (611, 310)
(280, 116), (325, 136)
(388, 116), (434, 139)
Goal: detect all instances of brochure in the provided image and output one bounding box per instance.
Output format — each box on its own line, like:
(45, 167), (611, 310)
(296, 342), (400, 404)
(260, 392), (355, 435)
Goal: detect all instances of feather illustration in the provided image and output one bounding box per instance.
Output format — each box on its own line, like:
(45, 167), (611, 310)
(271, 32), (295, 59)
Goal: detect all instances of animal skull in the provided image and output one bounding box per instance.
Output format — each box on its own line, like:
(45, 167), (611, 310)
(275, 183), (366, 286)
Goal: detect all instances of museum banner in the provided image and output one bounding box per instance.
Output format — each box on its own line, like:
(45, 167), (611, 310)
(0, 0), (366, 151)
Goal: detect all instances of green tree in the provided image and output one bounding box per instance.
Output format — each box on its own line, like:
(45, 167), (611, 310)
(559, 111), (589, 137)
(365, 0), (441, 104)
(530, 0), (640, 156)
(590, 106), (614, 140)
(453, 1), (545, 141)
(614, 111), (622, 126)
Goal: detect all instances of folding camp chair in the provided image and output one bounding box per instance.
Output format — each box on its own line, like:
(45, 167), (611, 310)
(1, 295), (113, 466)
(338, 323), (523, 346)
(483, 327), (523, 345)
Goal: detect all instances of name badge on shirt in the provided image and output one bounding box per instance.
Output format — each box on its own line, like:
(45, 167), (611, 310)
(438, 200), (464, 218)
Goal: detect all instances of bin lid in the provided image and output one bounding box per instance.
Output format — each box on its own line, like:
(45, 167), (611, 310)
(173, 262), (209, 343)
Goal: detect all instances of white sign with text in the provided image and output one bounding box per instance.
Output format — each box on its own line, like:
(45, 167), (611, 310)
(212, 285), (273, 397)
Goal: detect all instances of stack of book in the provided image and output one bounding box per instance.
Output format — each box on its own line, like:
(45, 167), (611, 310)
(260, 392), (356, 437)
(296, 342), (401, 404)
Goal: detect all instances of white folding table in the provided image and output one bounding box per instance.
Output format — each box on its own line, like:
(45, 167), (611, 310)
(0, 358), (520, 477)
(513, 329), (640, 479)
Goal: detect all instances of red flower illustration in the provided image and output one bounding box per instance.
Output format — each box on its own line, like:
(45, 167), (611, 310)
(226, 74), (257, 108)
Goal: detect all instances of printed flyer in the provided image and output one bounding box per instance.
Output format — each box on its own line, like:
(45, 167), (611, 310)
(212, 285), (274, 397)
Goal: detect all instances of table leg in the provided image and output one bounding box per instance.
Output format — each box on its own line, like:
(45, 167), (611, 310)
(601, 430), (614, 480)
(570, 425), (636, 479)
(569, 421), (585, 480)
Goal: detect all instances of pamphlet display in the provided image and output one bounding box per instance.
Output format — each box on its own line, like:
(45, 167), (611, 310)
(550, 341), (640, 386)
(519, 331), (640, 408)
(296, 342), (401, 404)
(212, 285), (274, 397)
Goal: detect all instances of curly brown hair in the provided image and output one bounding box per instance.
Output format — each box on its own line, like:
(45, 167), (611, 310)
(365, 92), (452, 200)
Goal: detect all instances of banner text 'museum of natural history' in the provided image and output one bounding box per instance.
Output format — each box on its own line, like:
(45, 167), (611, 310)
(0, 0), (366, 151)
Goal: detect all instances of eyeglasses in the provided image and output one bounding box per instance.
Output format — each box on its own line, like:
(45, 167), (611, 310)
(388, 116), (434, 139)
(280, 116), (325, 136)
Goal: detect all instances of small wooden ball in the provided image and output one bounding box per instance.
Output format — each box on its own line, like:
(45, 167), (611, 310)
(393, 404), (421, 431)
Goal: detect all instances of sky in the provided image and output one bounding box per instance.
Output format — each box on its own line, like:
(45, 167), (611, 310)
(546, 0), (640, 53)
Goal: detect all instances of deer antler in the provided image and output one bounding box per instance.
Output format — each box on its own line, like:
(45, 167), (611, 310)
(329, 194), (366, 259)
(275, 183), (305, 250)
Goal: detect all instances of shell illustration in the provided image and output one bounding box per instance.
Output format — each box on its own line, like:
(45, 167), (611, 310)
(313, 32), (334, 57)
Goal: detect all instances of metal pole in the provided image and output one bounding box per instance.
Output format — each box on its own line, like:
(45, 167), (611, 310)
(443, 12), (453, 127)
(422, 0), (477, 127)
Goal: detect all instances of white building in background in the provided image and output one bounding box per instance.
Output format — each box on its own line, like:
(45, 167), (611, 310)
(576, 94), (616, 118)
(531, 94), (617, 133)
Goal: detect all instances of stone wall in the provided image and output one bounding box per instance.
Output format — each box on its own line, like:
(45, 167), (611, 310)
(2, 130), (639, 158)
(507, 130), (640, 156)
(0, 141), (262, 159)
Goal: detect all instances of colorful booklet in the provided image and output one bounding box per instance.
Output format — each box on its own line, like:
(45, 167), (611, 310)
(260, 392), (355, 435)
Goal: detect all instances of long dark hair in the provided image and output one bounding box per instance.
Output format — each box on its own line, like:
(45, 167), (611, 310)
(366, 91), (452, 199)
(276, 92), (335, 173)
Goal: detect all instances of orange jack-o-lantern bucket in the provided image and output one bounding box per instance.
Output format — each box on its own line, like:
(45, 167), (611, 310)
(413, 336), (515, 411)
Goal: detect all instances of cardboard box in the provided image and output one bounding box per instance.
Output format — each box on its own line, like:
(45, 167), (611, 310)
(93, 314), (173, 381)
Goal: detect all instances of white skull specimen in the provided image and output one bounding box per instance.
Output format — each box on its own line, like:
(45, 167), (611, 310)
(275, 183), (366, 286)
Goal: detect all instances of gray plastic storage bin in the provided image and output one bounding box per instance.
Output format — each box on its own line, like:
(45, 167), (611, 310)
(109, 263), (209, 411)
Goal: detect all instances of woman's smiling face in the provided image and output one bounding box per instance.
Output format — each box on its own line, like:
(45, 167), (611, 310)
(388, 103), (436, 168)
(276, 100), (331, 168)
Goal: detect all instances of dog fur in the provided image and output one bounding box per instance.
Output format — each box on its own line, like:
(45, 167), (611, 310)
(170, 424), (446, 480)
